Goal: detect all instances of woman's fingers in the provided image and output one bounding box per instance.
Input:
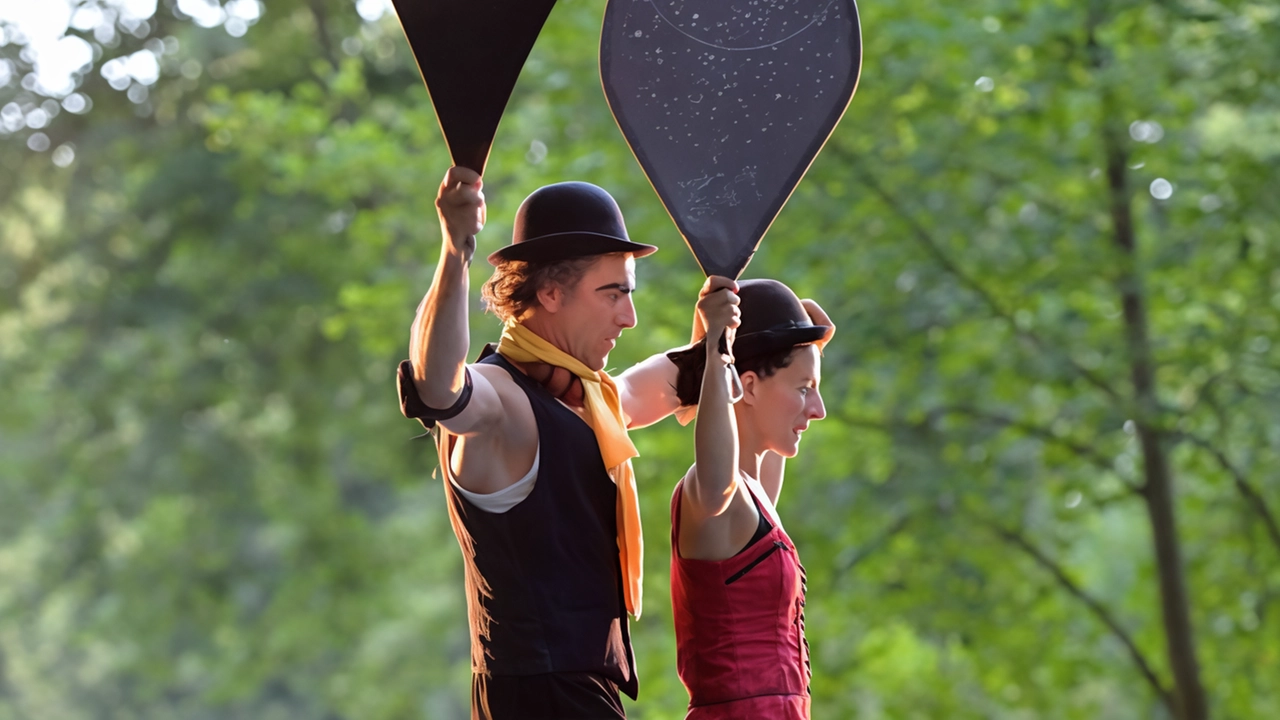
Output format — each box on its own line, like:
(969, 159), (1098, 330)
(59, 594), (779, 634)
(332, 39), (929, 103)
(700, 275), (739, 298)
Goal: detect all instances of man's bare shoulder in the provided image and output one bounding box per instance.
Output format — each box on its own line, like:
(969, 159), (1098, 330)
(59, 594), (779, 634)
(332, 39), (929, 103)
(448, 360), (539, 493)
(432, 358), (531, 439)
(470, 360), (516, 389)
(471, 361), (536, 432)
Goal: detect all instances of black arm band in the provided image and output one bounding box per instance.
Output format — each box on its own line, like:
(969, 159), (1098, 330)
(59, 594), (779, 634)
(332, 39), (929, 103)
(397, 360), (473, 431)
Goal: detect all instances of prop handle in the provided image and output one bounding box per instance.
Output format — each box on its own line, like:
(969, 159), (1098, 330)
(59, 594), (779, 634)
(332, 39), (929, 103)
(726, 357), (744, 404)
(457, 234), (478, 264)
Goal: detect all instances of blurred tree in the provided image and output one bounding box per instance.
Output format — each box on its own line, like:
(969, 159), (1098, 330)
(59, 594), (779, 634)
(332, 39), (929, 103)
(778, 1), (1280, 718)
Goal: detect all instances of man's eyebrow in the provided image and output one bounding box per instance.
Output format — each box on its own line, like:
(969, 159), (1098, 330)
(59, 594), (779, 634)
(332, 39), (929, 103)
(595, 283), (635, 293)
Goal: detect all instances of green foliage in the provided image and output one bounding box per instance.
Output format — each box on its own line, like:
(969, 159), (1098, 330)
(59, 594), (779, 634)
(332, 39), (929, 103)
(2, 0), (1278, 718)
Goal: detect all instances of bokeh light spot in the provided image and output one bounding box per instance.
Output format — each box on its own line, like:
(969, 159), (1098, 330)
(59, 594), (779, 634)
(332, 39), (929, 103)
(63, 93), (89, 113)
(52, 143), (76, 167)
(27, 131), (51, 151)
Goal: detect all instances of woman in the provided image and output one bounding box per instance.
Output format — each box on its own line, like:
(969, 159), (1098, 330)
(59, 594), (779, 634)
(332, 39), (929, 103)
(668, 277), (834, 719)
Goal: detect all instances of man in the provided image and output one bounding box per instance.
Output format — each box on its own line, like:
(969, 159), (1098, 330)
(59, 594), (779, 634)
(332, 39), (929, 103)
(399, 166), (724, 719)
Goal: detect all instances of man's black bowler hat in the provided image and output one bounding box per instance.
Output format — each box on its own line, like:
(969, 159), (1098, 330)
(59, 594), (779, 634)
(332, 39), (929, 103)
(732, 279), (829, 357)
(487, 181), (659, 265)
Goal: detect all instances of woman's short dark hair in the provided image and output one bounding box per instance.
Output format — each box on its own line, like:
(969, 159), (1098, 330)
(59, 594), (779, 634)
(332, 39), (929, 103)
(481, 255), (599, 323)
(672, 338), (802, 407)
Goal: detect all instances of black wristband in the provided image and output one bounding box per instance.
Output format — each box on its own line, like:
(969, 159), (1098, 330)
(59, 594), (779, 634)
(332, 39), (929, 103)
(397, 361), (473, 431)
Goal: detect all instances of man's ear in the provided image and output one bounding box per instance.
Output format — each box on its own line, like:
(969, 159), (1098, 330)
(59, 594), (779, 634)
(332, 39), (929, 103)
(739, 370), (760, 406)
(536, 282), (562, 313)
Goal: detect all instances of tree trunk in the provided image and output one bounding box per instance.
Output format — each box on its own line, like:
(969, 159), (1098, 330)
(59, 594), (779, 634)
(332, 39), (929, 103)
(1104, 123), (1210, 720)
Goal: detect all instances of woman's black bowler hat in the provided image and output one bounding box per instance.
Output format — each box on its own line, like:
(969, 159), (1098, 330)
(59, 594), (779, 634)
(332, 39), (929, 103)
(665, 278), (829, 407)
(487, 181), (659, 265)
(732, 279), (829, 357)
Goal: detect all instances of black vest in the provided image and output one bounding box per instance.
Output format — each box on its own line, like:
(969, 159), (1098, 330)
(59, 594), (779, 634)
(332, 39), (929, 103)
(440, 353), (637, 699)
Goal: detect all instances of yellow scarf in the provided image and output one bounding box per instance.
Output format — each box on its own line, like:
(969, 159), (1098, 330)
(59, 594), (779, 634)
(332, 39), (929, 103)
(497, 322), (644, 619)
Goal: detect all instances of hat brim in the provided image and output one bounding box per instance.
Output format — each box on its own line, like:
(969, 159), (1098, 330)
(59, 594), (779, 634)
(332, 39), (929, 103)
(734, 325), (829, 358)
(487, 232), (658, 265)
(665, 324), (828, 370)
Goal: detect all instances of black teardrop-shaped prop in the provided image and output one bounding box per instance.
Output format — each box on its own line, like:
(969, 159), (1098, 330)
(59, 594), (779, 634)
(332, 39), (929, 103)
(601, 0), (861, 279)
(389, 0), (558, 174)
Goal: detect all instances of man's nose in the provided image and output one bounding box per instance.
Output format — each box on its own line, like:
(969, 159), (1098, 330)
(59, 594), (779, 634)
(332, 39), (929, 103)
(618, 295), (637, 329)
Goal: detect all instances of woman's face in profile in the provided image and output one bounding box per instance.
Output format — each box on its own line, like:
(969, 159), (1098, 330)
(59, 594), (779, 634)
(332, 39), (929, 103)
(746, 345), (825, 457)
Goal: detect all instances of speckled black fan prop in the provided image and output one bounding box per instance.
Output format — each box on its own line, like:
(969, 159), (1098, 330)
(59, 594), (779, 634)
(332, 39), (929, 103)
(601, 0), (861, 278)
(390, 0), (558, 173)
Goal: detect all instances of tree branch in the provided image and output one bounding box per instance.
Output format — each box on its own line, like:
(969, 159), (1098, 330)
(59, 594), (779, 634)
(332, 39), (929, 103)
(833, 406), (1141, 494)
(974, 515), (1175, 712)
(836, 514), (912, 576)
(838, 153), (1125, 405)
(927, 404), (1128, 482)
(1175, 431), (1280, 558)
(307, 0), (341, 70)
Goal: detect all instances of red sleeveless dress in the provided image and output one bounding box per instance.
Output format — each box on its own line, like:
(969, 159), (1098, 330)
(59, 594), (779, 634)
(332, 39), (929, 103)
(670, 479), (811, 719)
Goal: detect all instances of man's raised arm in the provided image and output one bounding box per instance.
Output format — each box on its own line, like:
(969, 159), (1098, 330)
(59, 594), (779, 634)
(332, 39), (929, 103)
(618, 276), (736, 429)
(407, 167), (502, 435)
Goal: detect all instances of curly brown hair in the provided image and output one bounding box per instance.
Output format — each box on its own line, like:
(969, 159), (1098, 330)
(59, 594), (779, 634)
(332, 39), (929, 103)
(480, 255), (601, 323)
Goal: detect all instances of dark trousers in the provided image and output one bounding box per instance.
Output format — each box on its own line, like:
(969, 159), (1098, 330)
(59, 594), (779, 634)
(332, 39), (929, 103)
(472, 672), (626, 719)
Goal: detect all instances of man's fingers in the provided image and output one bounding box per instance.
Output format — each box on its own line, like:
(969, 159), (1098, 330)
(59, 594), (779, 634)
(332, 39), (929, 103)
(800, 298), (835, 349)
(444, 186), (484, 208)
(444, 165), (482, 188)
(800, 298), (832, 328)
(801, 300), (834, 340)
(436, 167), (486, 237)
(439, 167), (485, 216)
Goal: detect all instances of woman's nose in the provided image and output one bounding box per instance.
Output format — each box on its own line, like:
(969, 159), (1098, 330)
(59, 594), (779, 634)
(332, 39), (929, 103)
(808, 390), (826, 420)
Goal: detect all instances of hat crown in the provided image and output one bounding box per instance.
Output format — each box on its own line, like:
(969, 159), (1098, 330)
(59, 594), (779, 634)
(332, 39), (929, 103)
(514, 181), (630, 244)
(737, 279), (812, 336)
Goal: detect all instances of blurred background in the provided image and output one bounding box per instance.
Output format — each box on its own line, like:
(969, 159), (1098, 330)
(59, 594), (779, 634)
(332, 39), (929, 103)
(1, 0), (1278, 718)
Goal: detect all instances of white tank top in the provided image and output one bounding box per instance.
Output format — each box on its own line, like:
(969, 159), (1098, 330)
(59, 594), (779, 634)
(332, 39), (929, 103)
(449, 445), (539, 513)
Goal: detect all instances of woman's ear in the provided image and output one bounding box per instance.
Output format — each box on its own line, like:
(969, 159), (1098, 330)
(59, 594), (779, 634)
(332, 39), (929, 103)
(739, 370), (760, 406)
